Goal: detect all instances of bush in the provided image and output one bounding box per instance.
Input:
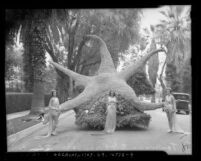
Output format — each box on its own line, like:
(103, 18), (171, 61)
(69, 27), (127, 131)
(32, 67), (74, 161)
(6, 93), (52, 114)
(6, 93), (33, 114)
(127, 71), (155, 96)
(75, 92), (151, 130)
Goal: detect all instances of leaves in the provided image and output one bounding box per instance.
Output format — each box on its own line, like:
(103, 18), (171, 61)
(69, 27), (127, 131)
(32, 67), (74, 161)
(75, 92), (151, 129)
(156, 6), (191, 92)
(127, 70), (155, 96)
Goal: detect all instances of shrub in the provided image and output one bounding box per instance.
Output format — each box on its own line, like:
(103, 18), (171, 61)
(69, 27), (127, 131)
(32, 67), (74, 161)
(75, 92), (151, 130)
(6, 93), (32, 114)
(6, 93), (52, 114)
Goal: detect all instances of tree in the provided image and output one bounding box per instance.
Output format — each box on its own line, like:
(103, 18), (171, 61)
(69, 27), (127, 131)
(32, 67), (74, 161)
(119, 44), (155, 96)
(49, 35), (165, 129)
(28, 11), (48, 114)
(5, 46), (17, 81)
(43, 67), (57, 94)
(147, 25), (160, 102)
(121, 26), (159, 101)
(158, 49), (167, 101)
(6, 10), (52, 114)
(44, 9), (141, 103)
(158, 6), (191, 91)
(180, 60), (191, 94)
(127, 70), (155, 96)
(5, 26), (24, 92)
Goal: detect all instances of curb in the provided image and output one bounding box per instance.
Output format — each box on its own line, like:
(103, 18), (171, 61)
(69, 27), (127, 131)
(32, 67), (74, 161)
(7, 110), (75, 146)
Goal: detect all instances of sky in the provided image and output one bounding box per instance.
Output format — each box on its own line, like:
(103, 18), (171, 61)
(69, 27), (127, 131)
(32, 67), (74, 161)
(140, 6), (168, 30)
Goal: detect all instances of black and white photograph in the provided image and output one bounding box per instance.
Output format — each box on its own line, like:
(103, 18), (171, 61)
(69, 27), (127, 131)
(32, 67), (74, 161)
(5, 6), (191, 155)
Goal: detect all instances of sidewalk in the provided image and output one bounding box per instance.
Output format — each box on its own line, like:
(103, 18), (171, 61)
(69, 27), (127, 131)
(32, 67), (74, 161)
(7, 110), (30, 120)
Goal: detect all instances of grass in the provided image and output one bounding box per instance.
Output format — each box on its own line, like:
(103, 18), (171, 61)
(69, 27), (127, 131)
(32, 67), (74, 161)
(7, 115), (41, 136)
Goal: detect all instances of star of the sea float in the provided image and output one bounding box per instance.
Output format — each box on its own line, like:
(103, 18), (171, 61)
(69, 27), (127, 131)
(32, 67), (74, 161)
(49, 35), (165, 113)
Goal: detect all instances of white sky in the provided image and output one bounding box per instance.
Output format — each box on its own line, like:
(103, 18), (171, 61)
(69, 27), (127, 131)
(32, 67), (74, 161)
(140, 6), (168, 30)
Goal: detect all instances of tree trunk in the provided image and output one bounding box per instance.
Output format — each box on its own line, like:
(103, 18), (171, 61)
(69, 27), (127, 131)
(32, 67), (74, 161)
(29, 79), (45, 115)
(68, 77), (74, 98)
(28, 16), (46, 115)
(158, 56), (167, 101)
(151, 91), (156, 103)
(56, 73), (69, 104)
(147, 40), (158, 103)
(23, 29), (34, 92)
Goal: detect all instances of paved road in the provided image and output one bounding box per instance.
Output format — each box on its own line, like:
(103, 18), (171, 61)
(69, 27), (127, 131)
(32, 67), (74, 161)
(8, 109), (191, 154)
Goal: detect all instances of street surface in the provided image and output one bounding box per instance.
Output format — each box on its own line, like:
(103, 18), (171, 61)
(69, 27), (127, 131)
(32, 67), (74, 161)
(8, 109), (191, 154)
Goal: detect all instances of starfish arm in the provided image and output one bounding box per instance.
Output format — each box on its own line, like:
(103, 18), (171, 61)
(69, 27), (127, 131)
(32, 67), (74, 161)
(50, 61), (91, 86)
(113, 82), (163, 111)
(59, 85), (99, 112)
(85, 35), (116, 73)
(132, 101), (164, 111)
(112, 81), (144, 112)
(117, 49), (166, 81)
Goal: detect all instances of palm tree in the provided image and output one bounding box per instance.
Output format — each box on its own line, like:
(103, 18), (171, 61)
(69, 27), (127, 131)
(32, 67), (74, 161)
(147, 25), (160, 103)
(28, 12), (48, 115)
(6, 10), (51, 115)
(158, 5), (191, 91)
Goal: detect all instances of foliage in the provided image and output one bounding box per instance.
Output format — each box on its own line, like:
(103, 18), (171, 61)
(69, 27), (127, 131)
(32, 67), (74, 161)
(6, 9), (141, 98)
(6, 93), (52, 114)
(75, 92), (151, 129)
(147, 26), (159, 89)
(6, 10), (51, 93)
(127, 70), (155, 96)
(43, 9), (141, 99)
(159, 6), (191, 71)
(5, 40), (23, 81)
(143, 6), (192, 93)
(43, 67), (57, 94)
(148, 53), (159, 88)
(180, 60), (191, 94)
(120, 45), (155, 96)
(6, 93), (33, 114)
(48, 9), (140, 71)
(165, 63), (182, 92)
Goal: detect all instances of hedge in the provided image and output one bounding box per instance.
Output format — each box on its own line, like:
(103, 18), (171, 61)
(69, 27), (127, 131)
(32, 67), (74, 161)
(6, 93), (51, 114)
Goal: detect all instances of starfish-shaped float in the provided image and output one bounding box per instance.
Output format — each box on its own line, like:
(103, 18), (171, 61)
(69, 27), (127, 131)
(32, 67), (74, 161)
(49, 35), (165, 113)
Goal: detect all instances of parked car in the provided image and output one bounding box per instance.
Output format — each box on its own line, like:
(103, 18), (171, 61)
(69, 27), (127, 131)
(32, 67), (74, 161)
(172, 92), (191, 115)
